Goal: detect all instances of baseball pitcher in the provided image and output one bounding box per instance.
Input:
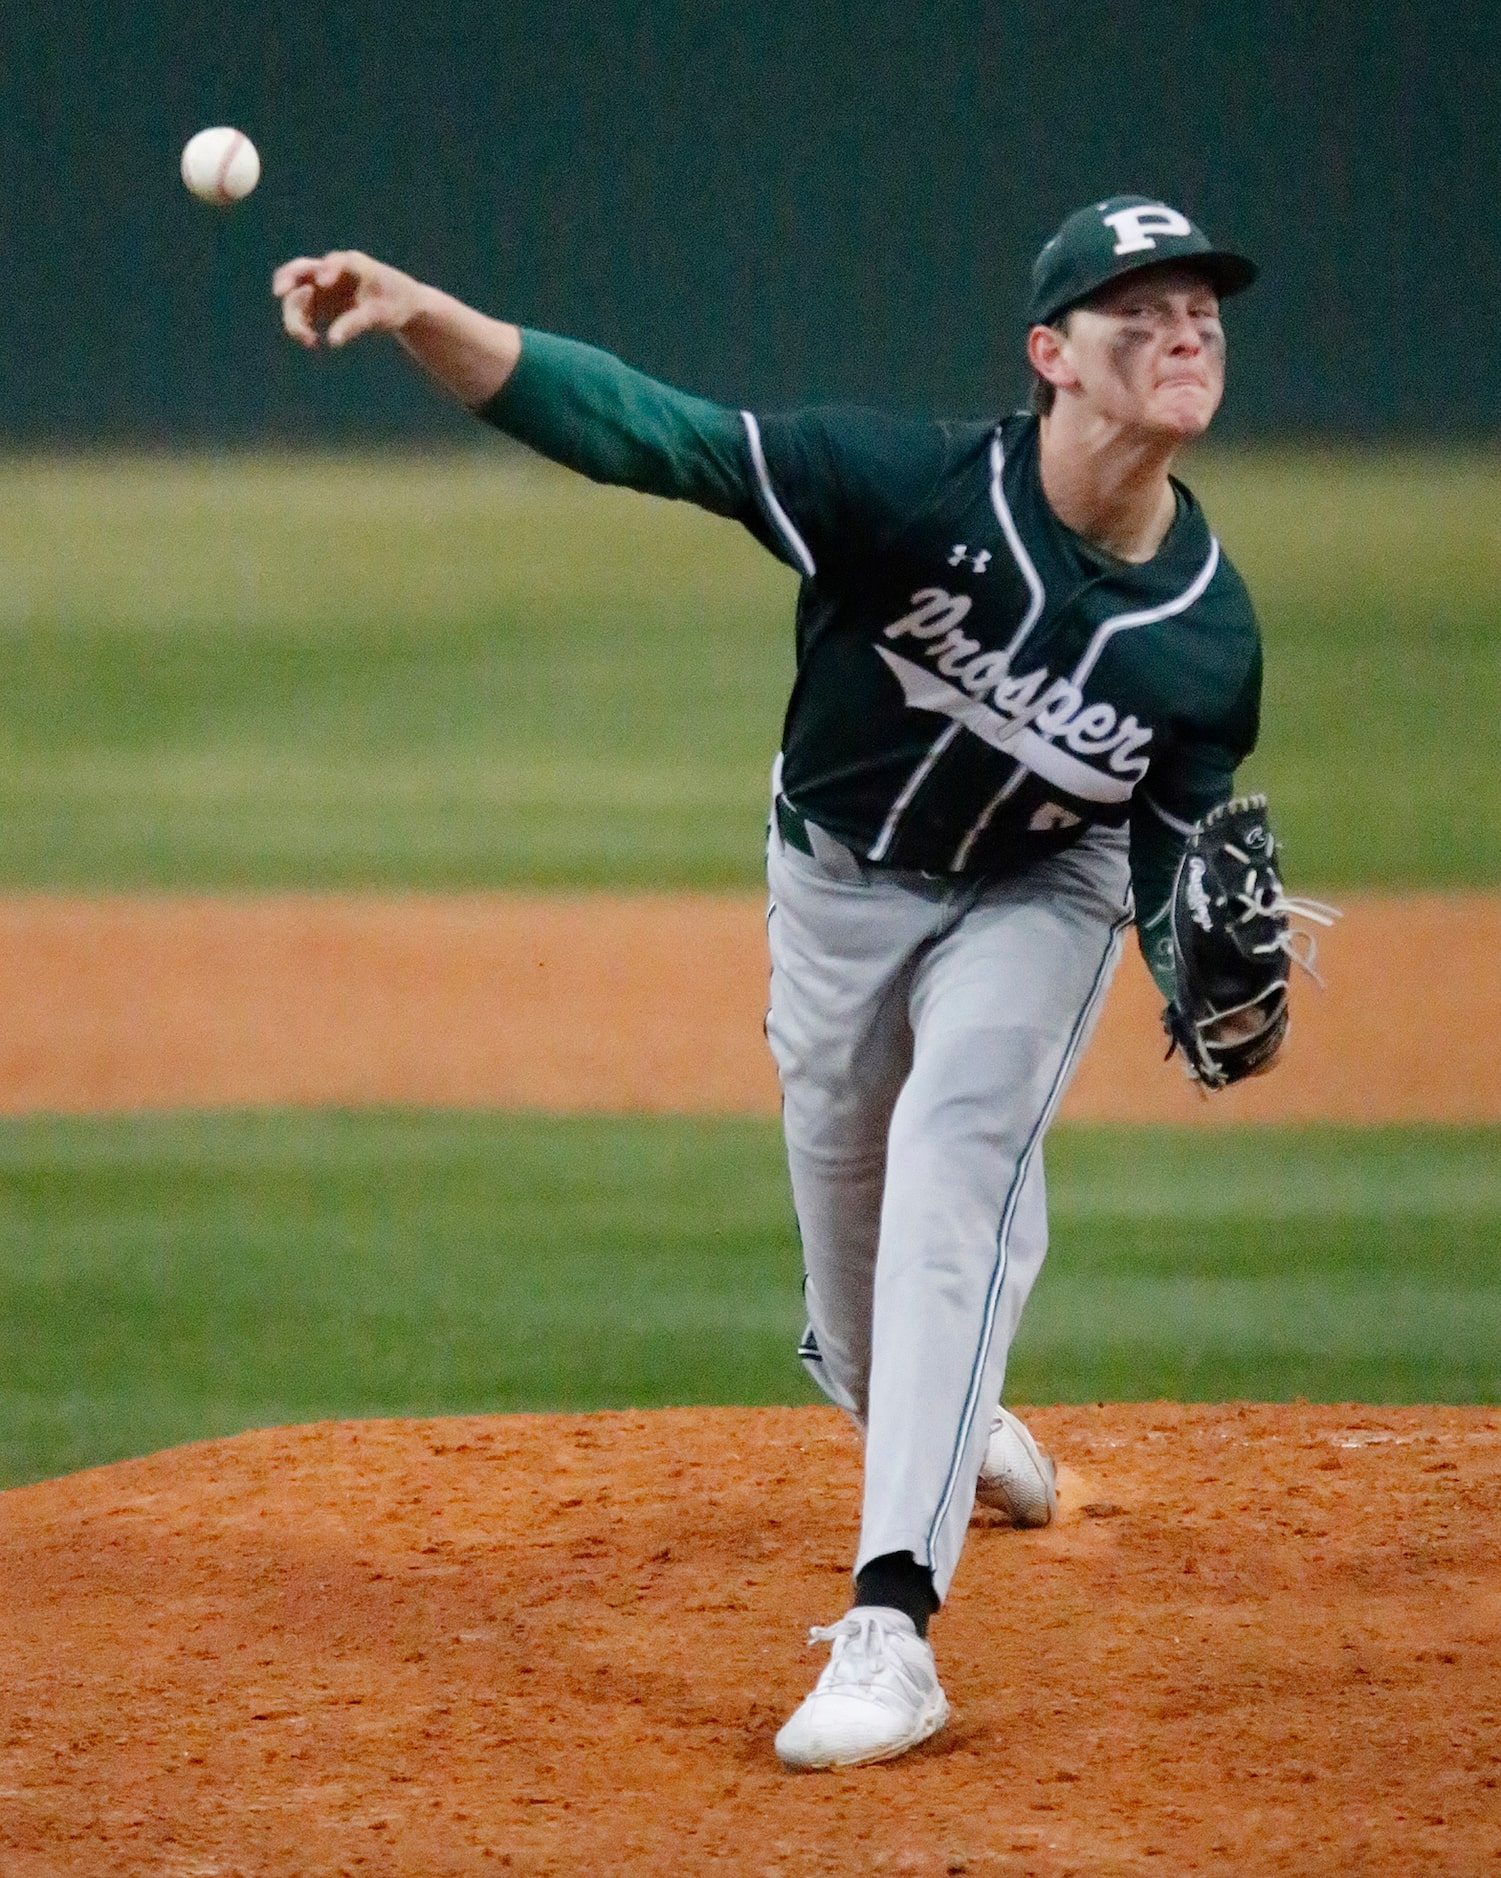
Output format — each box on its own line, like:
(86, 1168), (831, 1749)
(276, 194), (1320, 1769)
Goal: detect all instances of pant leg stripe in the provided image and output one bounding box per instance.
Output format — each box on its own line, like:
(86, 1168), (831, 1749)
(924, 907), (1132, 1564)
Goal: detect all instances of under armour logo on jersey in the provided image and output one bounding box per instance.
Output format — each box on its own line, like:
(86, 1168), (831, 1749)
(947, 544), (991, 574)
(1101, 203), (1193, 256)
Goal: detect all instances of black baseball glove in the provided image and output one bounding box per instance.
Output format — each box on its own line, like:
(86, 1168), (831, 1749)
(1163, 795), (1338, 1090)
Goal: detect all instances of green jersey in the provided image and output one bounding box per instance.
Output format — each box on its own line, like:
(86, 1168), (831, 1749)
(481, 331), (1262, 995)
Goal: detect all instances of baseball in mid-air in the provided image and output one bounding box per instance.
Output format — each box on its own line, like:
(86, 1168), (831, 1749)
(180, 127), (261, 206)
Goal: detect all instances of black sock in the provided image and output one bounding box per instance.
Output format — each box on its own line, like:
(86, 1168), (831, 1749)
(853, 1551), (938, 1639)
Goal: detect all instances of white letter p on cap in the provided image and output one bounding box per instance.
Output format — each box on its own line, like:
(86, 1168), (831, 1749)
(1101, 204), (1193, 256)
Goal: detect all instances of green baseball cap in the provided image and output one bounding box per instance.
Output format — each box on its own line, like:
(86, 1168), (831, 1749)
(1028, 195), (1257, 327)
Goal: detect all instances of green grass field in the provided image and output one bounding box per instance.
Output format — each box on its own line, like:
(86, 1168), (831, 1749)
(0, 451), (1495, 1483)
(0, 449), (1497, 889)
(3, 1113), (1498, 1489)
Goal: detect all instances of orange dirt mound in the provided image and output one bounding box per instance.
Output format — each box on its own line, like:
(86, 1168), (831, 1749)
(0, 891), (1497, 1122)
(3, 1405), (1499, 1876)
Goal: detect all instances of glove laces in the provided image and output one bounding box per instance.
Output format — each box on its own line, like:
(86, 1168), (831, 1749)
(1225, 858), (1341, 984)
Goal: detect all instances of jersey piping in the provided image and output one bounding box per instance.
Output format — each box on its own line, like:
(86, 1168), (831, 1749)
(1140, 791), (1197, 837)
(951, 766), (1028, 871)
(869, 428), (1049, 864)
(867, 720), (962, 861)
(987, 429), (1046, 656)
(1070, 538), (1221, 686)
(741, 411), (817, 578)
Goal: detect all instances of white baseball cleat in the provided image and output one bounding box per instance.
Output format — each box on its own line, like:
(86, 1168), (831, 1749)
(974, 1405), (1057, 1527)
(774, 1607), (949, 1770)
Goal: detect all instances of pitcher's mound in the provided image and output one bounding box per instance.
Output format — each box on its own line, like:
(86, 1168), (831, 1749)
(3, 1404), (1500, 1876)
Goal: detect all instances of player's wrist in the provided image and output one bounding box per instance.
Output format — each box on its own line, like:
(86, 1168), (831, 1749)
(395, 287), (522, 409)
(394, 279), (449, 336)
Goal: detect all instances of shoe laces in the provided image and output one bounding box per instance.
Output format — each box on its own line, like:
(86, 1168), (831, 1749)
(806, 1611), (927, 1697)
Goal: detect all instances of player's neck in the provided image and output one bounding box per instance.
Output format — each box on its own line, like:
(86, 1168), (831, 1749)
(1036, 407), (1184, 564)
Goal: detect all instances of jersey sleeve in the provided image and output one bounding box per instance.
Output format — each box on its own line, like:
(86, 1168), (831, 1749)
(1129, 639), (1263, 999)
(476, 332), (953, 576)
(476, 329), (755, 520)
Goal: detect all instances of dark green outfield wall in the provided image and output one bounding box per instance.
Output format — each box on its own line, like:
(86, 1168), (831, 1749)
(4, 1), (1497, 444)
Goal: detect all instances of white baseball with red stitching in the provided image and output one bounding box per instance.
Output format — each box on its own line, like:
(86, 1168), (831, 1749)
(180, 127), (260, 206)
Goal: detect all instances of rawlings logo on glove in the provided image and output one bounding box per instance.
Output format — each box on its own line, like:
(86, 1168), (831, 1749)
(1163, 795), (1339, 1090)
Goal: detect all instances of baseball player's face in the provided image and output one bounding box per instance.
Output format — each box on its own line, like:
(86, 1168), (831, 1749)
(1045, 266), (1225, 439)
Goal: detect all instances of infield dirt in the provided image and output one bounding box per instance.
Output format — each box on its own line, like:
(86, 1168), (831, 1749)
(2, 1404), (1499, 1877)
(5, 895), (1499, 1872)
(0, 890), (1496, 1121)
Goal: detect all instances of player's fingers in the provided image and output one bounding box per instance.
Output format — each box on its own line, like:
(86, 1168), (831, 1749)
(271, 257), (322, 298)
(314, 250), (373, 290)
(279, 283), (320, 346)
(325, 298), (388, 349)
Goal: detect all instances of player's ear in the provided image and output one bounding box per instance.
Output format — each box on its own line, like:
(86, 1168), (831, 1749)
(1026, 321), (1078, 395)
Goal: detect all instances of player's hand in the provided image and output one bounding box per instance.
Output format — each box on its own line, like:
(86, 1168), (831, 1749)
(1205, 1007), (1282, 1076)
(1203, 1007), (1271, 1047)
(272, 251), (428, 350)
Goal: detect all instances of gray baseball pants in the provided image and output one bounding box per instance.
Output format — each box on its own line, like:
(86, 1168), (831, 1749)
(765, 809), (1131, 1600)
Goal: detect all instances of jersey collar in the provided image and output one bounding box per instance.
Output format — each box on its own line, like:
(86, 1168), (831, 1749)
(1005, 413), (1214, 598)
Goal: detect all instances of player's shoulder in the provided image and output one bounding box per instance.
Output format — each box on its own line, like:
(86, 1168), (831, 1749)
(1168, 476), (1261, 638)
(1202, 538), (1260, 642)
(753, 404), (991, 526)
(761, 403), (988, 469)
(1206, 548), (1258, 627)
